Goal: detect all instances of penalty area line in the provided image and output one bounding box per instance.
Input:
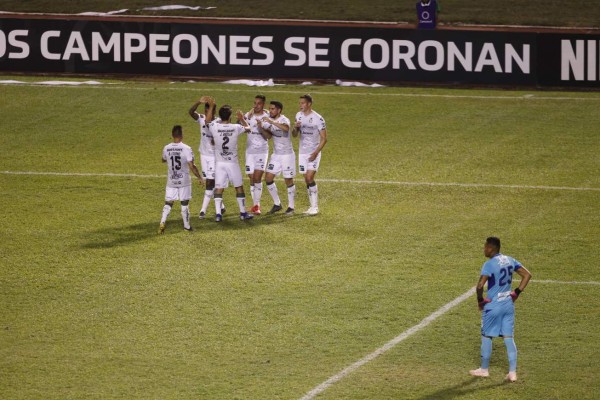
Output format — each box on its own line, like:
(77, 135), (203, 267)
(1, 170), (599, 192)
(299, 287), (476, 400)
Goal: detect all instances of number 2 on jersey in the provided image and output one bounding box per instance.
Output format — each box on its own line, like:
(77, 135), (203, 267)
(222, 136), (230, 151)
(499, 266), (514, 286)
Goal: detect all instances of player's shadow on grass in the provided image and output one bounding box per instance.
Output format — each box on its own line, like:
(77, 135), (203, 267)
(79, 213), (304, 249)
(80, 222), (164, 249)
(418, 377), (506, 400)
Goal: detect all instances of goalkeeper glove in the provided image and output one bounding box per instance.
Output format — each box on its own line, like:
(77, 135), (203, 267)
(478, 297), (491, 310)
(510, 288), (522, 302)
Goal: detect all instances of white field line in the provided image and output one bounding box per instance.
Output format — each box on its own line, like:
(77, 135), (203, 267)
(300, 278), (599, 400)
(530, 279), (600, 286)
(2, 170), (599, 192)
(299, 287), (476, 400)
(1, 80), (600, 101)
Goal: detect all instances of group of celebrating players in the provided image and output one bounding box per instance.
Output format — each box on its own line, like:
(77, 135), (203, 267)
(159, 92), (534, 384)
(159, 93), (327, 232)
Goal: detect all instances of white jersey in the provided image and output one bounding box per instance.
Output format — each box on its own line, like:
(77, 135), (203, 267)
(196, 115), (220, 156)
(296, 110), (326, 154)
(162, 142), (194, 188)
(208, 121), (247, 163)
(265, 115), (293, 155)
(245, 110), (269, 154)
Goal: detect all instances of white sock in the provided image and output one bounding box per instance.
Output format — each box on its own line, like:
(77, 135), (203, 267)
(236, 195), (246, 213)
(250, 184), (255, 204)
(181, 205), (190, 229)
(160, 204), (172, 224)
(267, 182), (281, 206)
(201, 189), (213, 213)
(253, 182), (263, 206)
(308, 184), (318, 209)
(215, 196), (223, 215)
(287, 184), (296, 209)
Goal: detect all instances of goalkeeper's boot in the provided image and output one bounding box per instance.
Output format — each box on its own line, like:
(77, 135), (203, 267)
(469, 368), (489, 378)
(505, 372), (517, 382)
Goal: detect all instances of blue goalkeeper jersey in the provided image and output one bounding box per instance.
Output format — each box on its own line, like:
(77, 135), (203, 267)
(481, 254), (522, 306)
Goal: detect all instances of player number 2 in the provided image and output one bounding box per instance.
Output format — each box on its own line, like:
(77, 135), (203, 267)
(170, 155), (182, 171)
(499, 266), (514, 286)
(222, 136), (230, 151)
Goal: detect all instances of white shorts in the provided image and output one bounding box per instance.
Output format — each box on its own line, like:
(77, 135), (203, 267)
(299, 152), (322, 174)
(215, 162), (244, 189)
(200, 155), (216, 180)
(267, 153), (296, 179)
(245, 152), (269, 173)
(165, 185), (192, 202)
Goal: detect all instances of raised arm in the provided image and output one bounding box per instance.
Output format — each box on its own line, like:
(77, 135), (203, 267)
(188, 96), (212, 121)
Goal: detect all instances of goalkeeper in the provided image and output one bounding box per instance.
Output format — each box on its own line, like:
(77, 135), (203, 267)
(469, 237), (532, 382)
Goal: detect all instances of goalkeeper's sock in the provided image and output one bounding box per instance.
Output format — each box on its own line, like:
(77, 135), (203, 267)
(504, 337), (518, 372)
(181, 205), (190, 229)
(160, 204), (172, 224)
(481, 336), (492, 369)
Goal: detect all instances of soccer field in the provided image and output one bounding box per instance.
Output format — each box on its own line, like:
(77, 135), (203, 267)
(0, 77), (599, 399)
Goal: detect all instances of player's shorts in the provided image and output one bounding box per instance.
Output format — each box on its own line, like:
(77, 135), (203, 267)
(266, 153), (296, 179)
(299, 152), (322, 174)
(245, 152), (268, 173)
(165, 185), (192, 202)
(200, 154), (216, 180)
(215, 162), (244, 189)
(481, 302), (515, 337)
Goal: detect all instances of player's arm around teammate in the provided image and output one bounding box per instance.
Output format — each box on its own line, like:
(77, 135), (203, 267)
(189, 96), (225, 219)
(257, 101), (296, 215)
(244, 95), (270, 215)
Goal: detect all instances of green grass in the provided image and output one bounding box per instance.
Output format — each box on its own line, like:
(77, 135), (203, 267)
(0, 77), (599, 399)
(0, 0), (598, 27)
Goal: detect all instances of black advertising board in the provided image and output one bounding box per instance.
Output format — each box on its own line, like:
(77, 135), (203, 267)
(0, 16), (598, 88)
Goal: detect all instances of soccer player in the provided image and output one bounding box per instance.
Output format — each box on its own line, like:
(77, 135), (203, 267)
(188, 95), (225, 219)
(470, 237), (532, 382)
(257, 100), (296, 214)
(159, 125), (203, 233)
(208, 106), (254, 222)
(292, 94), (327, 215)
(244, 95), (270, 215)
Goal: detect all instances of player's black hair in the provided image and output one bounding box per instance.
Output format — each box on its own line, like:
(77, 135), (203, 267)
(270, 100), (283, 110)
(172, 125), (183, 137)
(255, 94), (266, 102)
(300, 94), (313, 103)
(486, 236), (501, 250)
(218, 105), (233, 121)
